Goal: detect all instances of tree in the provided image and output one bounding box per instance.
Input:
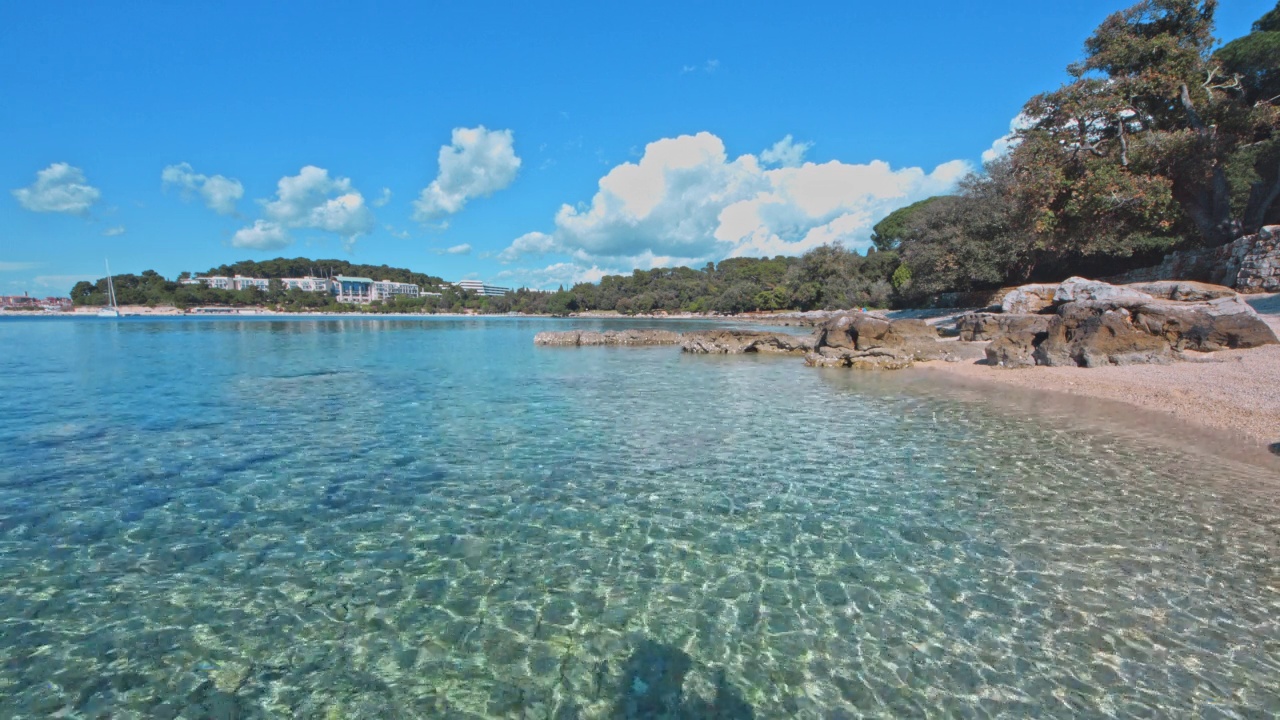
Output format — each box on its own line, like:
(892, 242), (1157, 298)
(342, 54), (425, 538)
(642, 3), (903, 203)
(1013, 0), (1279, 250)
(869, 197), (949, 251)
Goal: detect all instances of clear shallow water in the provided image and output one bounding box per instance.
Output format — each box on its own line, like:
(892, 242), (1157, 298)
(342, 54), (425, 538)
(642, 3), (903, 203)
(1, 316), (1278, 719)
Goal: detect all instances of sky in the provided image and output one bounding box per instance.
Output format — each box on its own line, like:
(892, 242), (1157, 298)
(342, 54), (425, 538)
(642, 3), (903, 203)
(2, 1), (1272, 294)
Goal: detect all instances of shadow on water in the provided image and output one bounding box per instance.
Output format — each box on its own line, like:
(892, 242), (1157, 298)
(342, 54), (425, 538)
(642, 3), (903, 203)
(610, 639), (754, 719)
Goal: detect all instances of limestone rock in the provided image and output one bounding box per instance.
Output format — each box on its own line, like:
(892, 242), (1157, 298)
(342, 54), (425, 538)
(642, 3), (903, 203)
(956, 313), (1051, 342)
(1128, 294), (1278, 351)
(999, 284), (1057, 314)
(985, 335), (1038, 368)
(803, 312), (956, 368)
(988, 277), (1277, 368)
(1053, 277), (1154, 306)
(1123, 280), (1237, 302)
(680, 330), (815, 354)
(533, 329), (683, 346)
(1034, 305), (1175, 367)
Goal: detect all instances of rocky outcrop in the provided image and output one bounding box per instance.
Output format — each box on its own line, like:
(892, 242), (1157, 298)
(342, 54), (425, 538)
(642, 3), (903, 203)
(963, 278), (1278, 368)
(802, 313), (980, 368)
(956, 313), (1051, 342)
(680, 330), (815, 354)
(1000, 284), (1057, 314)
(1235, 225), (1280, 293)
(533, 329), (683, 346)
(1104, 225), (1280, 293)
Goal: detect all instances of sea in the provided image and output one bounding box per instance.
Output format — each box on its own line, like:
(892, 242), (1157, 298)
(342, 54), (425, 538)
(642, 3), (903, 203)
(1, 315), (1277, 719)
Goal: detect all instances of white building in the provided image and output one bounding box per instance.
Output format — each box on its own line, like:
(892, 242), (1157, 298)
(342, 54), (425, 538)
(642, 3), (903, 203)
(280, 277), (332, 293)
(371, 280), (421, 301)
(455, 280), (511, 297)
(184, 275), (270, 291)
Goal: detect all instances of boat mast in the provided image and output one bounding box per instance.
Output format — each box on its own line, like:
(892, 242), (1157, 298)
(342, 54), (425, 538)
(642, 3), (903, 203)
(105, 259), (117, 309)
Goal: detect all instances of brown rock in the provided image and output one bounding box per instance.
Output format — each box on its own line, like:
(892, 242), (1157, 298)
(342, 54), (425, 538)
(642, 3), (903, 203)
(985, 335), (1038, 368)
(1129, 295), (1279, 351)
(956, 313), (1051, 342)
(1035, 305), (1175, 367)
(533, 329), (684, 346)
(998, 284), (1057, 314)
(1124, 280), (1237, 302)
(680, 330), (815, 354)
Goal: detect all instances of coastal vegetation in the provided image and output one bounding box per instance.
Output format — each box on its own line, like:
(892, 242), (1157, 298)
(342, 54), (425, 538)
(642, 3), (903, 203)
(71, 2), (1277, 317)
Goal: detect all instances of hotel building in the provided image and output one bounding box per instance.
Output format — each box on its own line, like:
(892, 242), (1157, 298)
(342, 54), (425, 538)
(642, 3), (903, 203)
(455, 280), (512, 297)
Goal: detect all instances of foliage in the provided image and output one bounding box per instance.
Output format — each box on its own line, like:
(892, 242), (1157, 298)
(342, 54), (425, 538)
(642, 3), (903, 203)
(869, 197), (949, 252)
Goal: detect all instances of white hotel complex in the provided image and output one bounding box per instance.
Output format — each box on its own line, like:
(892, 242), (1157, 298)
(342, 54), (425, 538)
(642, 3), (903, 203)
(182, 275), (426, 304)
(180, 274), (513, 303)
(454, 280), (512, 297)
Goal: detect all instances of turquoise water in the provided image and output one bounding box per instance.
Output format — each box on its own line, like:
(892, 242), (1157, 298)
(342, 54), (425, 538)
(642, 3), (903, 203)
(1, 316), (1278, 719)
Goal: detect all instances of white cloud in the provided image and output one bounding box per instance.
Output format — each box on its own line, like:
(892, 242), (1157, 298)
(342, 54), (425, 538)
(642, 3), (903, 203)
(760, 135), (812, 168)
(231, 220), (290, 250)
(681, 59), (721, 75)
(497, 231), (557, 263)
(982, 113), (1033, 164)
(373, 187), (392, 207)
(0, 262), (42, 272)
(413, 126), (521, 220)
(33, 274), (98, 290)
(103, 225), (126, 237)
(12, 163), (101, 216)
(439, 243), (472, 255)
(499, 131), (971, 270)
(384, 224), (411, 239)
(161, 162), (244, 215)
(494, 262), (613, 290)
(232, 166), (374, 250)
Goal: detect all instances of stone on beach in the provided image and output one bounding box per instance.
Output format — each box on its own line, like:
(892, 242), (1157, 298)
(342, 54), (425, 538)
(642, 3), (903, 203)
(965, 278), (1278, 368)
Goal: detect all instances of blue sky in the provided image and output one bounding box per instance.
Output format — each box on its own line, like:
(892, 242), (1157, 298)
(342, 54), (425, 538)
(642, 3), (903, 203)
(2, 0), (1271, 294)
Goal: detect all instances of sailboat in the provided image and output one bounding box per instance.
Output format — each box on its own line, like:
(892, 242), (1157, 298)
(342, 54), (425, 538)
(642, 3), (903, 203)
(97, 260), (121, 318)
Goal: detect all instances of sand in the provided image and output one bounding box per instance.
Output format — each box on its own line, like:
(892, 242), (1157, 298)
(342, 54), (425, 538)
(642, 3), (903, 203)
(915, 294), (1280, 450)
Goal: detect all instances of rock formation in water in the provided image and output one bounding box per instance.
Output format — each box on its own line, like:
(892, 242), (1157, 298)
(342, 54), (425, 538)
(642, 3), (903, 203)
(679, 330), (815, 354)
(533, 329), (684, 346)
(966, 278), (1278, 368)
(803, 313), (981, 369)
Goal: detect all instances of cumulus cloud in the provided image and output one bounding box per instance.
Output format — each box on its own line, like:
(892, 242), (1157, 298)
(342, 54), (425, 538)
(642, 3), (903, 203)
(373, 187), (392, 207)
(103, 225), (126, 237)
(413, 126), (521, 220)
(498, 131), (971, 272)
(494, 262), (613, 290)
(12, 163), (101, 216)
(161, 162), (244, 215)
(438, 243), (472, 255)
(982, 114), (1033, 164)
(231, 220), (290, 250)
(497, 231), (557, 263)
(760, 135), (812, 168)
(230, 166), (374, 250)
